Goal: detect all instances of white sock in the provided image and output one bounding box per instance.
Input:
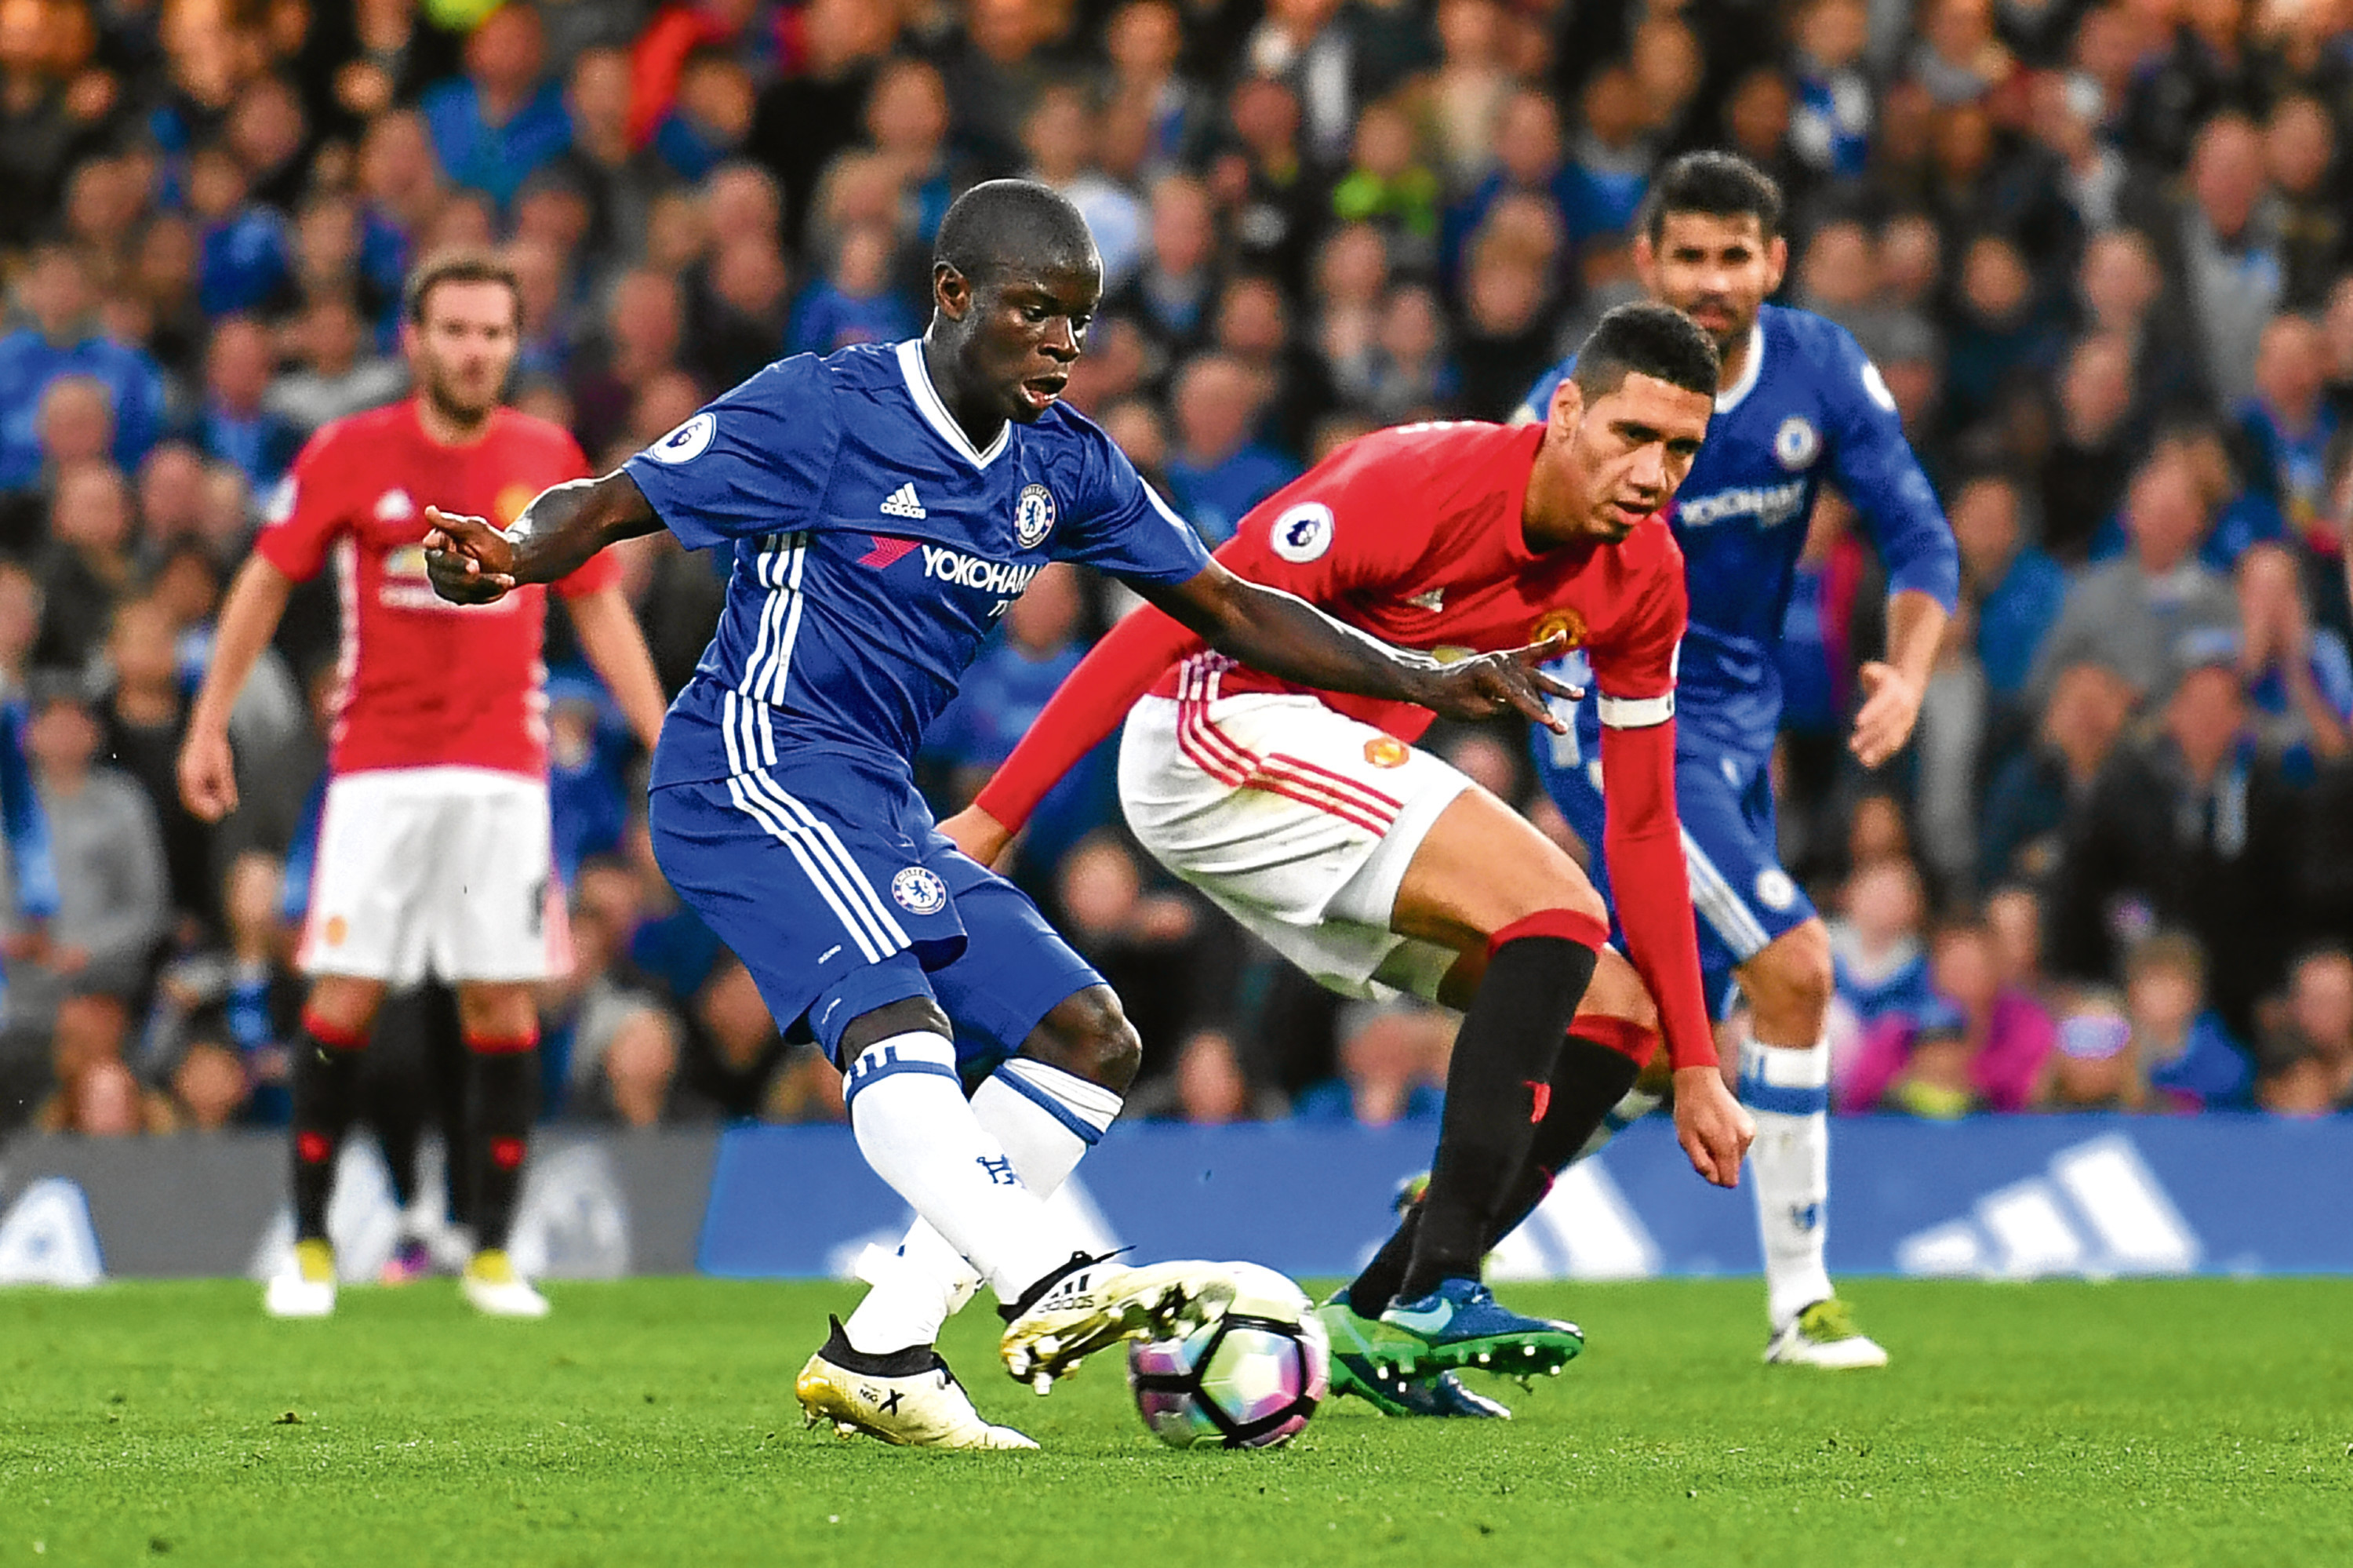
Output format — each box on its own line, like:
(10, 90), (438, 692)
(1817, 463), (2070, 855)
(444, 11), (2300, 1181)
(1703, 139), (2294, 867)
(1739, 1031), (1834, 1330)
(1573, 1087), (1663, 1163)
(843, 1032), (1071, 1306)
(843, 1059), (1123, 1355)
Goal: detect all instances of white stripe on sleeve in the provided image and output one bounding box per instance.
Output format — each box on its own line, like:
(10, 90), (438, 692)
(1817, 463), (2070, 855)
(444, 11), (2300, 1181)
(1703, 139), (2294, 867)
(1597, 691), (1676, 729)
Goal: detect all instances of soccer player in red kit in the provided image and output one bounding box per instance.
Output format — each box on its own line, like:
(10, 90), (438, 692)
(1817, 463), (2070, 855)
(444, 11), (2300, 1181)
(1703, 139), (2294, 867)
(179, 253), (669, 1319)
(861, 303), (1751, 1413)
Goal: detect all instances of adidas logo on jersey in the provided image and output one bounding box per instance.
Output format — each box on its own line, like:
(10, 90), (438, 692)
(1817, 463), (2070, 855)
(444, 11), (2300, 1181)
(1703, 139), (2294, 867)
(880, 483), (927, 519)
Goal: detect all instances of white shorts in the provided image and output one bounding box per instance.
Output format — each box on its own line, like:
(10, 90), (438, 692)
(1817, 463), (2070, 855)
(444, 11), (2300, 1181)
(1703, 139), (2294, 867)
(298, 766), (569, 987)
(1119, 689), (1473, 1002)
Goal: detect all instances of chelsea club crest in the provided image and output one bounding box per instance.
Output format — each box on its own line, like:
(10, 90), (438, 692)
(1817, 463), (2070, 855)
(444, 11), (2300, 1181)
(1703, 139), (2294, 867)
(892, 866), (948, 915)
(1015, 483), (1056, 548)
(1773, 417), (1821, 471)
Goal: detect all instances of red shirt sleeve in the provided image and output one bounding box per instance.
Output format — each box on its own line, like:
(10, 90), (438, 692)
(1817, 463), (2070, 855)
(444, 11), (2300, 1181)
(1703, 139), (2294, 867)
(973, 603), (1206, 832)
(252, 427), (347, 583)
(1207, 449), (1435, 602)
(976, 442), (1434, 831)
(1591, 551), (1716, 1071)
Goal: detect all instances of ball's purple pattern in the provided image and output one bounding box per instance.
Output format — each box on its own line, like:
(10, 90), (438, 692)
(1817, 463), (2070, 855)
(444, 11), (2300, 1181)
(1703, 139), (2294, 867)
(1126, 1305), (1329, 1450)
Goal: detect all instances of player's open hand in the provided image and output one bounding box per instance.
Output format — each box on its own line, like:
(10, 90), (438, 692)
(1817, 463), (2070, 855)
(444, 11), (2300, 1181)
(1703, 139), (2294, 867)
(1848, 660), (1923, 769)
(940, 804), (1013, 869)
(1672, 1064), (1755, 1188)
(177, 724), (238, 822)
(423, 505), (518, 604)
(1418, 635), (1585, 733)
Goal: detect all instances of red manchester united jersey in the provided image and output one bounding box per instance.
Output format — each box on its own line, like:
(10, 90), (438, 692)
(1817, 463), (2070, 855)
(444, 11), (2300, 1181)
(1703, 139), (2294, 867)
(1147, 421), (1683, 736)
(976, 419), (1716, 1070)
(256, 400), (615, 779)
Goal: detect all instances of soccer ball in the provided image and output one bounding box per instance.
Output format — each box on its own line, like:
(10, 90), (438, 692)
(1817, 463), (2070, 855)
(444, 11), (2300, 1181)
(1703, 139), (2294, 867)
(1127, 1262), (1329, 1449)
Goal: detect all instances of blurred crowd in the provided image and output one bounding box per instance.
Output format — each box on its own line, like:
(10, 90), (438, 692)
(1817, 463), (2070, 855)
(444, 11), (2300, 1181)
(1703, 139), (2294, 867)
(2, 0), (2352, 1142)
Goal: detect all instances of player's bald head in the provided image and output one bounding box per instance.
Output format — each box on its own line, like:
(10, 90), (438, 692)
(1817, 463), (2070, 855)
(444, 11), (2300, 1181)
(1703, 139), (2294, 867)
(1571, 302), (1721, 402)
(934, 179), (1100, 289)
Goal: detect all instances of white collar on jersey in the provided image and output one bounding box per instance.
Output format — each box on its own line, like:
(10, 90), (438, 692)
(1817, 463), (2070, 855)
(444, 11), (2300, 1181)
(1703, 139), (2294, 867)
(1715, 322), (1765, 416)
(896, 339), (1012, 469)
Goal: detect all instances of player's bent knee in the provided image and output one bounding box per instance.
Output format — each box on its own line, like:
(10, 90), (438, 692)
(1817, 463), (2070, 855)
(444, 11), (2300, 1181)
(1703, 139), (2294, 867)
(1020, 986), (1141, 1093)
(1577, 950), (1659, 1034)
(1746, 920), (1833, 1033)
(836, 995), (954, 1060)
(1488, 863), (1609, 937)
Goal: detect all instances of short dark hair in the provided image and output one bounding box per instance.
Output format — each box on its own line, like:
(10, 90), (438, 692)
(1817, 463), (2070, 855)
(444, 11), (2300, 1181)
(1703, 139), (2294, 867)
(402, 249), (521, 327)
(1570, 301), (1721, 400)
(934, 179), (1098, 286)
(1642, 151), (1784, 245)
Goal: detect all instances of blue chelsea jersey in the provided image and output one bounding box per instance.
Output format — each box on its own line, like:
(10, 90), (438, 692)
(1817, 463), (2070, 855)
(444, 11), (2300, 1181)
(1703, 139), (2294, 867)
(625, 340), (1212, 788)
(1518, 304), (1957, 759)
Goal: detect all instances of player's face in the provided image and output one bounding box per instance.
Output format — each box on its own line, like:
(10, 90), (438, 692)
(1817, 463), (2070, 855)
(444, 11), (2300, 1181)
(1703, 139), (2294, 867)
(944, 259), (1104, 422)
(1558, 372), (1713, 542)
(404, 279), (519, 425)
(1635, 212), (1787, 353)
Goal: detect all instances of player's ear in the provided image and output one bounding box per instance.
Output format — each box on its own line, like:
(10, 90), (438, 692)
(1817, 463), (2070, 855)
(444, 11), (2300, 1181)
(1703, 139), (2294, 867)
(1549, 375), (1584, 434)
(933, 261), (972, 323)
(1763, 235), (1790, 295)
(1631, 230), (1658, 294)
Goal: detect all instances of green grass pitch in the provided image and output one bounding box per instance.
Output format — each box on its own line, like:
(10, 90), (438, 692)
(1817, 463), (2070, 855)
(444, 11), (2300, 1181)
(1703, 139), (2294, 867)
(2, 1277), (2348, 1566)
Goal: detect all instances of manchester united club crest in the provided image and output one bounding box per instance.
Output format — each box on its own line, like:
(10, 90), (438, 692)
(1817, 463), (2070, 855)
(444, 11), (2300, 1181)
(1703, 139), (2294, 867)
(1363, 737), (1409, 769)
(1015, 483), (1056, 548)
(1529, 606), (1588, 649)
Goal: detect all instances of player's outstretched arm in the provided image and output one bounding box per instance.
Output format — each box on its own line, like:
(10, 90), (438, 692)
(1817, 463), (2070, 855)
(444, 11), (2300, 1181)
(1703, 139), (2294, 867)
(424, 471), (664, 604)
(1135, 561), (1577, 731)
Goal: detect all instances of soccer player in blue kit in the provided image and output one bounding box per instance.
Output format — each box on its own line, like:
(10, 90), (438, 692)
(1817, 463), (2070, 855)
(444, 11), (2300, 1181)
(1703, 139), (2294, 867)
(1514, 154), (1959, 1367)
(421, 180), (1577, 1447)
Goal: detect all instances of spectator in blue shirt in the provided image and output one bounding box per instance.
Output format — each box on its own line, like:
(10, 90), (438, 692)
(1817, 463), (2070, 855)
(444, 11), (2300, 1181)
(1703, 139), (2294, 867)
(784, 223), (917, 355)
(1442, 87), (1569, 289)
(186, 143), (292, 318)
(195, 318), (304, 492)
(2234, 543), (2353, 777)
(1788, 0), (1873, 179)
(355, 113), (448, 330)
(2234, 313), (2341, 538)
(1291, 1005), (1449, 1126)
(1951, 471), (2068, 708)
(2124, 930), (2253, 1110)
(649, 45), (757, 184)
(420, 2), (573, 210)
(0, 244), (168, 494)
(2087, 425), (2289, 573)
(1556, 67), (1653, 245)
(545, 675), (630, 887)
(1163, 354), (1300, 545)
(1831, 857), (1937, 1031)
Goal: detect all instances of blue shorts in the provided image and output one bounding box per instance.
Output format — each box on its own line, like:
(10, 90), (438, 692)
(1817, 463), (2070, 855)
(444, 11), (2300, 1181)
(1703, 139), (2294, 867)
(649, 755), (1101, 1068)
(1533, 733), (1817, 1021)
